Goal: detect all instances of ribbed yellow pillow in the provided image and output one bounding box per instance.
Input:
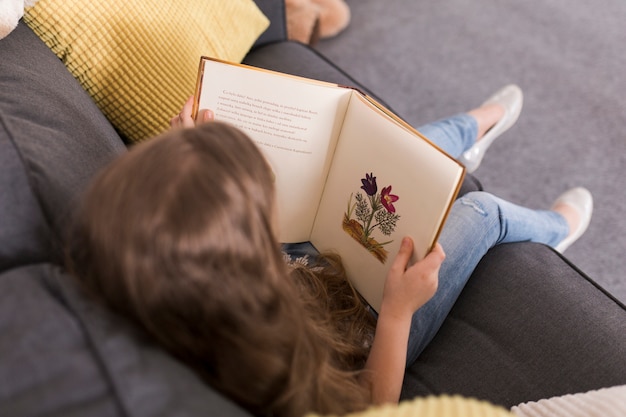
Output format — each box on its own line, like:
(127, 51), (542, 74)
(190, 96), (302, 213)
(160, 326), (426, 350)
(306, 396), (515, 417)
(24, 0), (269, 143)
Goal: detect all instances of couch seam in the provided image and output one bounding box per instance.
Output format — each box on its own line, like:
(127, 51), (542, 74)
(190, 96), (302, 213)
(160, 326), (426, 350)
(0, 113), (62, 270)
(544, 244), (626, 309)
(46, 264), (134, 417)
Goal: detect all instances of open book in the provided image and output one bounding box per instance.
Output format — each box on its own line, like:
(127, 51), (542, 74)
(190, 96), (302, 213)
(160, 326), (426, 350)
(193, 57), (465, 312)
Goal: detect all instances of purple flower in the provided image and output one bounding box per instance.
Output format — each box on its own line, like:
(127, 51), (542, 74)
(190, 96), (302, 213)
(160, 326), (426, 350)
(360, 173), (377, 196)
(381, 186), (399, 213)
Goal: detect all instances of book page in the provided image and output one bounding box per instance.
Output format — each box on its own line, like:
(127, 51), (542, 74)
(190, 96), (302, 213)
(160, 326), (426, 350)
(196, 58), (352, 242)
(310, 94), (464, 312)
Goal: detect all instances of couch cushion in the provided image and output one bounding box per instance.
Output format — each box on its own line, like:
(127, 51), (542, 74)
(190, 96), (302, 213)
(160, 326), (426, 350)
(24, 0), (269, 143)
(252, 0), (287, 47)
(0, 265), (118, 416)
(0, 264), (253, 417)
(0, 23), (126, 263)
(0, 128), (53, 272)
(402, 243), (626, 408)
(244, 41), (386, 103)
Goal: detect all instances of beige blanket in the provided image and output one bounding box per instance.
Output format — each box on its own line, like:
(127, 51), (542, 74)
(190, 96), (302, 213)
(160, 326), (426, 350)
(512, 385), (626, 417)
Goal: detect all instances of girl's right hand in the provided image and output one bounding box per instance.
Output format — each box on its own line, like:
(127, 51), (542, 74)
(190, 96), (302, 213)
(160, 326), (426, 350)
(362, 238), (445, 404)
(381, 237), (445, 320)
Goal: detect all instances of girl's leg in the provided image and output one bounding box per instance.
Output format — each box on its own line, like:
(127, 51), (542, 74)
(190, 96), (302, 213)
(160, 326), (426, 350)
(405, 191), (569, 365)
(417, 114), (478, 159)
(418, 86), (518, 161)
(417, 102), (506, 159)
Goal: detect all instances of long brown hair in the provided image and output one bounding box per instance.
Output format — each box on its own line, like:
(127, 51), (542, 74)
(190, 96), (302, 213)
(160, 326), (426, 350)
(66, 122), (375, 417)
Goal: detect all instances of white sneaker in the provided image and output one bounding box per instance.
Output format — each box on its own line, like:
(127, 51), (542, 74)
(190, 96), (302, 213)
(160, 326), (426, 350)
(552, 187), (593, 253)
(458, 84), (524, 173)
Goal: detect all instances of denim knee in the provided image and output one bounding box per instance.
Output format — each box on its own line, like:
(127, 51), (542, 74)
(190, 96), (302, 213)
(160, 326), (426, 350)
(453, 191), (507, 245)
(457, 191), (501, 218)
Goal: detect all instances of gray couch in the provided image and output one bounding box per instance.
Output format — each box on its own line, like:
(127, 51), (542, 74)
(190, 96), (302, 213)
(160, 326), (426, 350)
(1, 2), (625, 416)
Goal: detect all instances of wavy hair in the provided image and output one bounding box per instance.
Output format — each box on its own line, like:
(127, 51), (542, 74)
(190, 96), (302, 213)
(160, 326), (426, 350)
(66, 122), (375, 417)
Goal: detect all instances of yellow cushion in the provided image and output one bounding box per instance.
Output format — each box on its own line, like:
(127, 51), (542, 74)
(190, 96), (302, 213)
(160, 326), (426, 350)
(24, 0), (269, 143)
(306, 396), (515, 417)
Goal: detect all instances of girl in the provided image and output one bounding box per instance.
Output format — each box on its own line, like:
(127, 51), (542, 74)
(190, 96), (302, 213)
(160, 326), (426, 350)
(67, 85), (592, 417)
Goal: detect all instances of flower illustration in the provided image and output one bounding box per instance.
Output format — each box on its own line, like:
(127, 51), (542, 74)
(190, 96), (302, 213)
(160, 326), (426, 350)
(360, 173), (377, 196)
(381, 186), (399, 213)
(343, 172), (401, 263)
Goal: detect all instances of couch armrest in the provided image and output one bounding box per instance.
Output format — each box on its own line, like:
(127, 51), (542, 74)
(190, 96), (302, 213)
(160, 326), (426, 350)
(0, 23), (126, 255)
(252, 0), (287, 47)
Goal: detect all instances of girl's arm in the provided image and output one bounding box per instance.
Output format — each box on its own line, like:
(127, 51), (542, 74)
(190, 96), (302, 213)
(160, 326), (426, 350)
(360, 237), (445, 404)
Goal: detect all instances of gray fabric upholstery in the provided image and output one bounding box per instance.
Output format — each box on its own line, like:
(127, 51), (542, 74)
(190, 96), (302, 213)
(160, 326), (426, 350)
(0, 23), (126, 259)
(0, 136), (53, 271)
(244, 41), (389, 105)
(252, 0), (286, 47)
(403, 243), (626, 407)
(0, 265), (118, 417)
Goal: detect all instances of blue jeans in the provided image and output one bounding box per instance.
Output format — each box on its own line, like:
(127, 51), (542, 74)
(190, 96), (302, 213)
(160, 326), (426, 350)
(411, 114), (569, 363)
(283, 114), (570, 366)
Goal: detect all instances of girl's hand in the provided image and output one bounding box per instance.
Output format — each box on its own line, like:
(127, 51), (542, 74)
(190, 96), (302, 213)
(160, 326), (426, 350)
(169, 96), (214, 128)
(381, 237), (445, 320)
(361, 238), (445, 405)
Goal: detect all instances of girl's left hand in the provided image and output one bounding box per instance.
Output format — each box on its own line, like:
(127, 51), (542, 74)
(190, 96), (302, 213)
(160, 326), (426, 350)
(169, 96), (214, 128)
